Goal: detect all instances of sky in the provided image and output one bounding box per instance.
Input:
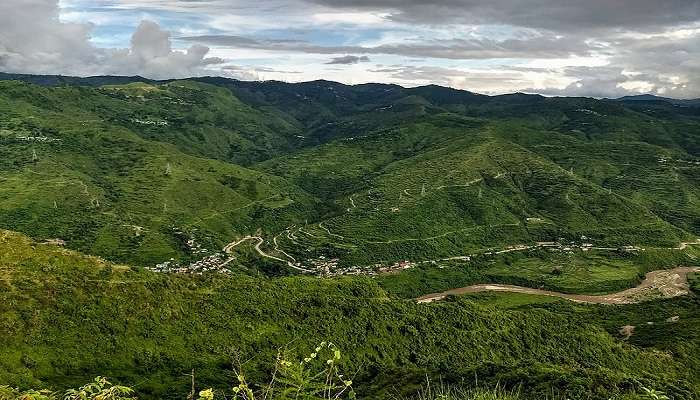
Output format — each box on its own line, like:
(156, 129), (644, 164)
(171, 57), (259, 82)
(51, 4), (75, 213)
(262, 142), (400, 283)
(0, 0), (698, 98)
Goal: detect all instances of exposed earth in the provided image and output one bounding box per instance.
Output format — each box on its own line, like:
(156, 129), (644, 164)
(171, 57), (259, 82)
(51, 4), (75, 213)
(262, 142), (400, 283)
(417, 267), (700, 304)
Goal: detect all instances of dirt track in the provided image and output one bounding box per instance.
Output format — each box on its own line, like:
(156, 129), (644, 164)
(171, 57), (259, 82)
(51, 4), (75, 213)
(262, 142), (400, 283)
(222, 235), (314, 273)
(417, 267), (700, 304)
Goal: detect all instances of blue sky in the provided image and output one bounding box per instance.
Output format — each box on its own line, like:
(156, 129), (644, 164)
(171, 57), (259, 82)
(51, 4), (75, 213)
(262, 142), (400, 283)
(1, 0), (698, 98)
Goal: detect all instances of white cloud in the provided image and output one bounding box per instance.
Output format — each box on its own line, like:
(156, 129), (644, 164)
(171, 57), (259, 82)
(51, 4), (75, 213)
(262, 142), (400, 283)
(106, 20), (225, 78)
(312, 12), (387, 25)
(0, 0), (223, 79)
(1, 0), (699, 98)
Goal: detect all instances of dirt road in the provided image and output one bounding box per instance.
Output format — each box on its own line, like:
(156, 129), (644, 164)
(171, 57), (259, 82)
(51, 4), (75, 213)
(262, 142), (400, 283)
(222, 235), (314, 273)
(417, 267), (700, 304)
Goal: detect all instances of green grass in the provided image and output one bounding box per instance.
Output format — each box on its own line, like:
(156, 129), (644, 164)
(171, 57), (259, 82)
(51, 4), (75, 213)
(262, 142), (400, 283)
(483, 252), (642, 294)
(456, 292), (563, 309)
(407, 382), (523, 400)
(376, 248), (699, 299)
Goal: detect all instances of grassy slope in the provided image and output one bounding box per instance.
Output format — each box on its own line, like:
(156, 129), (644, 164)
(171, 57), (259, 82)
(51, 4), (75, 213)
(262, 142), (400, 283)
(0, 81), (318, 265)
(0, 229), (698, 400)
(493, 114), (700, 235)
(377, 247), (700, 299)
(3, 79), (302, 164)
(263, 121), (690, 267)
(1, 79), (699, 270)
(92, 81), (302, 165)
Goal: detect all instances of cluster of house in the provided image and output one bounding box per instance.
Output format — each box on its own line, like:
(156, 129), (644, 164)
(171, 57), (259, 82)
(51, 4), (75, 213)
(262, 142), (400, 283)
(319, 259), (415, 277)
(303, 256), (341, 275)
(659, 157), (700, 165)
(538, 239), (643, 253)
(511, 240), (642, 254)
(130, 118), (169, 126)
(147, 253), (231, 274)
(575, 108), (603, 117)
(377, 260), (414, 274)
(146, 229), (233, 274)
(319, 238), (644, 277)
(146, 228), (648, 277)
(13, 135), (61, 142)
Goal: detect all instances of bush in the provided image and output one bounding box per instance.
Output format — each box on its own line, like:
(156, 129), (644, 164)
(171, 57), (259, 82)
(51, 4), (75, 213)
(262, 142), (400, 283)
(226, 342), (356, 400)
(0, 377), (135, 400)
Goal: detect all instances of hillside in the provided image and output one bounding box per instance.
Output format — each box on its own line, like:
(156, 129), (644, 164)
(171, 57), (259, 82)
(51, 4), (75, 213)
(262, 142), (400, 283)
(0, 75), (699, 399)
(1, 229), (699, 399)
(0, 80), (319, 265)
(0, 77), (699, 272)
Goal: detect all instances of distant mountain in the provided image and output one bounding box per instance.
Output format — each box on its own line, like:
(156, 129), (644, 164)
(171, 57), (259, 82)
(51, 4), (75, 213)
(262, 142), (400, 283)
(0, 71), (157, 87)
(3, 71), (699, 108)
(616, 94), (700, 107)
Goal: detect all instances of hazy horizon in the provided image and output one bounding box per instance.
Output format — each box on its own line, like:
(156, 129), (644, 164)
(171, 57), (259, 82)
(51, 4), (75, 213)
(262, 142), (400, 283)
(5, 70), (699, 101)
(0, 1), (698, 98)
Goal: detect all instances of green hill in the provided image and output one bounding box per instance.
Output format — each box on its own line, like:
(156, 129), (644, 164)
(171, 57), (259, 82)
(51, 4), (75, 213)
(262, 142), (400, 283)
(0, 74), (699, 399)
(259, 116), (694, 268)
(1, 229), (699, 399)
(1, 77), (699, 272)
(0, 81), (319, 265)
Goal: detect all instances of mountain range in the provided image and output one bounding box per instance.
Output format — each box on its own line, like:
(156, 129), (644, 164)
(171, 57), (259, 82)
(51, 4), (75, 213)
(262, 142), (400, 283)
(0, 73), (699, 269)
(615, 94), (700, 107)
(0, 73), (699, 399)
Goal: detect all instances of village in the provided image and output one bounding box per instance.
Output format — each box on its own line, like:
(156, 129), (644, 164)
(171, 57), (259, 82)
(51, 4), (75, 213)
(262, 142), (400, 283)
(146, 228), (232, 274)
(146, 253), (232, 275)
(130, 118), (169, 126)
(146, 229), (649, 277)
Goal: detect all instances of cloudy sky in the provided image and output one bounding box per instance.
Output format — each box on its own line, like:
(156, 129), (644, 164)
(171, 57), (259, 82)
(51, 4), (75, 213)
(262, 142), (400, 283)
(0, 0), (698, 98)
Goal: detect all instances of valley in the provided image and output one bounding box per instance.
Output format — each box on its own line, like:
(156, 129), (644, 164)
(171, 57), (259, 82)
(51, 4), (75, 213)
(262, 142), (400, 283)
(0, 74), (699, 399)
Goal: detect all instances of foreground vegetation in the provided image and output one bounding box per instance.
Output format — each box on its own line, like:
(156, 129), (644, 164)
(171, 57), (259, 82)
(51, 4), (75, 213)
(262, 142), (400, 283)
(1, 230), (698, 399)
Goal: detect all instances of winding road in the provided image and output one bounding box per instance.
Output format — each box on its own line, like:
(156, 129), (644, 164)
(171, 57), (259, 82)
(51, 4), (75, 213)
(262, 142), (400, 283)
(318, 222), (345, 239)
(417, 267), (700, 305)
(274, 232), (297, 263)
(222, 235), (314, 273)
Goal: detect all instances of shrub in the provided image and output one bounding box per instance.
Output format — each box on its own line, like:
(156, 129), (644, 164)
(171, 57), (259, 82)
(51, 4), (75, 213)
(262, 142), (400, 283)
(228, 342), (356, 400)
(0, 377), (135, 400)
